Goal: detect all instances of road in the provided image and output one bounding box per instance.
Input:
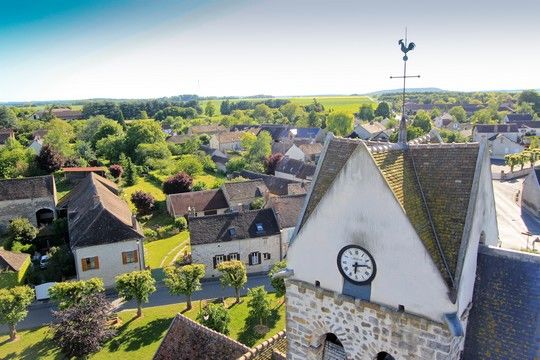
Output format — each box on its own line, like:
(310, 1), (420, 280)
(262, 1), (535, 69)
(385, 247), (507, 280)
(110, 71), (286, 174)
(0, 273), (272, 334)
(492, 178), (540, 250)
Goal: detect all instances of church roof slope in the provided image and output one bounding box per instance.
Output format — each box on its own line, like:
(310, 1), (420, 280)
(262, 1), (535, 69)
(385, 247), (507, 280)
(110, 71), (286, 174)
(463, 246), (540, 360)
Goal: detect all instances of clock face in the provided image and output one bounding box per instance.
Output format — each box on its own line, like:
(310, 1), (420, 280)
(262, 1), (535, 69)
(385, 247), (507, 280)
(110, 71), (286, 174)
(337, 245), (376, 285)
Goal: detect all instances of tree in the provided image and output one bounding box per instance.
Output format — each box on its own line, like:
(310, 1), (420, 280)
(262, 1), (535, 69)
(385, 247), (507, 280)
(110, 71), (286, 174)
(135, 142), (171, 164)
(125, 120), (166, 156)
(130, 190), (155, 215)
(37, 144), (64, 173)
(518, 89), (540, 114)
(197, 303), (231, 335)
(265, 153), (284, 175)
(49, 278), (105, 309)
(389, 126), (425, 142)
(45, 245), (76, 282)
(246, 131), (272, 163)
(226, 157), (247, 173)
(240, 132), (257, 150)
(0, 106), (17, 128)
(164, 264), (205, 310)
(51, 293), (115, 359)
(43, 119), (75, 157)
(326, 112), (354, 136)
(0, 139), (34, 179)
(279, 103), (305, 124)
(115, 270), (156, 318)
(412, 110), (432, 133)
(95, 134), (126, 162)
(124, 157), (138, 186)
(204, 102), (216, 117)
(449, 106), (467, 123)
(109, 164), (123, 178)
(217, 260), (247, 303)
(8, 217), (38, 244)
(0, 286), (34, 341)
(269, 260), (287, 298)
(307, 110), (322, 127)
(357, 105), (375, 121)
(220, 99), (232, 115)
(374, 102), (391, 118)
(163, 172), (193, 194)
(253, 104), (273, 123)
(247, 286), (271, 326)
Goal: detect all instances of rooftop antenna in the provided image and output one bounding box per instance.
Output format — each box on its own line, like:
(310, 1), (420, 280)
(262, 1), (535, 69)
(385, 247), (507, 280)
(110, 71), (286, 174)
(390, 27), (420, 144)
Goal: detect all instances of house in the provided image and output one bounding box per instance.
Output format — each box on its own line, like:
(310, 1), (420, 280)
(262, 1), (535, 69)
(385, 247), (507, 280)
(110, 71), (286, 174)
(271, 140), (294, 155)
(62, 166), (107, 183)
(28, 138), (43, 154)
(0, 129), (15, 145)
(283, 143), (304, 161)
(487, 133), (524, 160)
(161, 123), (175, 136)
(221, 180), (269, 210)
(166, 134), (191, 145)
(297, 142), (323, 163)
(472, 123), (519, 142)
(0, 175), (57, 233)
(284, 134), (500, 359)
(209, 131), (245, 152)
(239, 170), (305, 196)
(57, 173), (144, 287)
(33, 108), (82, 120)
(521, 167), (540, 217)
(517, 121), (540, 137)
(200, 145), (229, 172)
(0, 249), (31, 288)
(352, 121), (387, 140)
(503, 113), (533, 124)
(434, 113), (461, 130)
(267, 194), (305, 256)
(258, 124), (290, 142)
(405, 102), (483, 116)
(188, 124), (227, 136)
(274, 157), (316, 181)
(230, 124), (260, 132)
(166, 189), (229, 218)
(189, 208), (281, 278)
(289, 127), (326, 142)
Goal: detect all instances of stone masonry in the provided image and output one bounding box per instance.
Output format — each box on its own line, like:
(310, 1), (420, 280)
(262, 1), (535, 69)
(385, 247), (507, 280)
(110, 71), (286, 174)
(285, 279), (464, 360)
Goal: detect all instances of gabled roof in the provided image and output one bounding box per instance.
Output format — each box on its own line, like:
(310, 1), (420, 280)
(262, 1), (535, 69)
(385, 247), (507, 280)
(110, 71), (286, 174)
(517, 121), (540, 129)
(239, 170), (301, 196)
(505, 113), (533, 123)
(62, 173), (143, 248)
(189, 208), (280, 245)
(268, 194), (306, 229)
(221, 180), (268, 205)
(487, 133), (520, 144)
(258, 124), (290, 141)
(0, 249), (29, 272)
(463, 246), (540, 360)
(474, 124), (518, 133)
(358, 121), (386, 135)
(0, 175), (56, 202)
(290, 127), (321, 139)
(167, 189), (229, 217)
(275, 158), (316, 179)
(213, 131), (245, 144)
(298, 143), (323, 156)
(62, 166), (107, 173)
(153, 313), (250, 360)
(271, 140), (294, 155)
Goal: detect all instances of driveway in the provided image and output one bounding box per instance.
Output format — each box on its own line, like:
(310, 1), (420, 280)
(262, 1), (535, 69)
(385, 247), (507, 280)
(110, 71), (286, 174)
(0, 273), (272, 334)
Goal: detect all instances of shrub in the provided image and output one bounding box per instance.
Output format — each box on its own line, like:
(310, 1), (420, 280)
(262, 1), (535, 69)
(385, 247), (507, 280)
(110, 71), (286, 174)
(143, 228), (158, 239)
(124, 158), (138, 186)
(130, 191), (155, 215)
(174, 217), (188, 231)
(36, 144), (64, 173)
(250, 197), (265, 210)
(8, 217), (37, 244)
(247, 286), (271, 326)
(109, 164), (123, 178)
(175, 155), (204, 176)
(197, 303), (231, 335)
(163, 172), (193, 194)
(192, 181), (207, 191)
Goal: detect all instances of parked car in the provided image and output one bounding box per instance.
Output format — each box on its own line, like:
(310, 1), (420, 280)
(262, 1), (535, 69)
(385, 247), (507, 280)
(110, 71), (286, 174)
(39, 255), (49, 269)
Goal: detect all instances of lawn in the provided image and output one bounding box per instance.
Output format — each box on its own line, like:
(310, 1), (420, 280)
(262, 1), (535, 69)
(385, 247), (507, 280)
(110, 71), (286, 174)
(144, 231), (189, 269)
(54, 175), (75, 201)
(123, 177), (166, 208)
(193, 173), (226, 189)
(0, 294), (285, 360)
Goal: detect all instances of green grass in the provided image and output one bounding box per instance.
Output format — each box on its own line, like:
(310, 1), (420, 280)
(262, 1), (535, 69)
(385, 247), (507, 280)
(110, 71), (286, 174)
(0, 294), (285, 360)
(123, 177), (166, 209)
(54, 175), (76, 201)
(144, 231), (189, 269)
(193, 173), (226, 189)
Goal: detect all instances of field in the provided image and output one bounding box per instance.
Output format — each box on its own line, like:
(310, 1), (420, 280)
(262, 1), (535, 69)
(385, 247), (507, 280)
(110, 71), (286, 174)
(0, 294), (285, 360)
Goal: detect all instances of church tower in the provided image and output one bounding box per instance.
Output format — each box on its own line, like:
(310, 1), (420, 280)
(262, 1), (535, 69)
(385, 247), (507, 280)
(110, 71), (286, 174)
(283, 135), (498, 359)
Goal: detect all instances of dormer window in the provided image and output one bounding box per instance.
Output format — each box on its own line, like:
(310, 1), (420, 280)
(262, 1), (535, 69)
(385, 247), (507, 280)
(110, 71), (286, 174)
(256, 223), (264, 233)
(228, 228), (236, 237)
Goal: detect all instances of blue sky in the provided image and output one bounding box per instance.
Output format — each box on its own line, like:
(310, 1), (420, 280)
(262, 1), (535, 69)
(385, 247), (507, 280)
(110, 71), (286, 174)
(0, 0), (539, 101)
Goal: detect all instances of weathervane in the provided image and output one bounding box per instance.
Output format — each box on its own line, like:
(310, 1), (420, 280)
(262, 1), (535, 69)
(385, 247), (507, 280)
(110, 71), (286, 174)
(390, 28), (420, 144)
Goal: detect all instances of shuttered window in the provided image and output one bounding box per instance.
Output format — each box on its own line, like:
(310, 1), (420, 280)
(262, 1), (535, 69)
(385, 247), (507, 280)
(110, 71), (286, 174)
(122, 250), (139, 265)
(213, 254), (226, 268)
(248, 252), (261, 266)
(263, 252), (271, 260)
(228, 253), (240, 261)
(81, 256), (99, 271)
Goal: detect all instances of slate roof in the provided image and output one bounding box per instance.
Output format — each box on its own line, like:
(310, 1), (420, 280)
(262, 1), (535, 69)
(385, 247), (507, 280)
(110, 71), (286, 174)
(474, 124), (518, 133)
(258, 125), (290, 141)
(230, 124), (260, 132)
(239, 170), (301, 196)
(166, 134), (191, 144)
(0, 249), (30, 272)
(221, 180), (268, 205)
(535, 168), (540, 186)
(32, 129), (48, 140)
(290, 127), (321, 139)
(0, 175), (56, 202)
(189, 208), (280, 245)
(167, 189), (229, 217)
(505, 113), (533, 123)
(153, 313), (250, 360)
(275, 158), (316, 179)
(358, 122), (386, 135)
(518, 121), (540, 129)
(268, 194), (306, 229)
(61, 173), (143, 249)
(463, 246), (540, 360)
(271, 140), (294, 155)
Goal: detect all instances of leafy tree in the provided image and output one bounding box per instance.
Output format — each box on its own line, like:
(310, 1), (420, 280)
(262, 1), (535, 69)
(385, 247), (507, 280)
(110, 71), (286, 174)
(163, 172), (193, 194)
(226, 157), (247, 173)
(374, 102), (391, 118)
(174, 217), (187, 231)
(197, 303), (231, 335)
(265, 153), (284, 175)
(518, 89), (540, 114)
(93, 118), (124, 146)
(279, 103), (306, 124)
(246, 131), (272, 163)
(0, 106), (17, 128)
(8, 217), (38, 244)
(269, 260), (287, 298)
(412, 110), (432, 133)
(449, 106), (467, 123)
(240, 132), (257, 150)
(357, 105), (375, 121)
(247, 286), (271, 326)
(124, 157), (138, 186)
(115, 270), (156, 318)
(95, 134), (126, 162)
(0, 286), (34, 341)
(125, 120), (166, 156)
(45, 245), (76, 282)
(75, 140), (97, 164)
(220, 99), (232, 115)
(253, 104), (273, 123)
(130, 190), (155, 215)
(307, 110), (322, 127)
(217, 260), (247, 303)
(37, 144), (64, 173)
(43, 119), (75, 157)
(204, 102), (216, 117)
(430, 107), (442, 120)
(134, 142), (171, 164)
(51, 293), (115, 359)
(389, 126), (425, 142)
(109, 164), (123, 178)
(0, 139), (34, 178)
(164, 264), (205, 310)
(49, 278), (105, 309)
(175, 154), (204, 176)
(326, 112), (354, 136)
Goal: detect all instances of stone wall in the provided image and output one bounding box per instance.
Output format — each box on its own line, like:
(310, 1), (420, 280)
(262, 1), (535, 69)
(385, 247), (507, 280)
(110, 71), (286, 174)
(285, 279), (464, 360)
(0, 197), (56, 233)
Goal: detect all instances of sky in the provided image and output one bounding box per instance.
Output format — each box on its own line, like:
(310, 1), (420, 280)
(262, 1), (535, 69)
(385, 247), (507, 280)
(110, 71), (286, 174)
(0, 0), (539, 102)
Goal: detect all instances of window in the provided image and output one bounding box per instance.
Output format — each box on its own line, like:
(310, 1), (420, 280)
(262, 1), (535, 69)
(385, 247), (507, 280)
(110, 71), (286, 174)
(228, 228), (237, 237)
(263, 252), (271, 260)
(228, 253), (240, 261)
(122, 250), (138, 265)
(249, 252), (261, 265)
(81, 257), (99, 271)
(213, 254), (226, 268)
(256, 223), (264, 233)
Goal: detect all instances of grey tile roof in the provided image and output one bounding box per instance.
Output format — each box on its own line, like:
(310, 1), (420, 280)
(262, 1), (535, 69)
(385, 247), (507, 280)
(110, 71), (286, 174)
(222, 180), (268, 205)
(239, 170), (301, 196)
(167, 189), (229, 217)
(268, 194), (306, 229)
(271, 141), (294, 155)
(474, 124), (518, 133)
(0, 175), (56, 202)
(292, 127), (321, 139)
(0, 249), (30, 272)
(275, 158), (316, 179)
(258, 125), (290, 141)
(463, 246), (540, 360)
(506, 113), (534, 123)
(189, 208), (280, 245)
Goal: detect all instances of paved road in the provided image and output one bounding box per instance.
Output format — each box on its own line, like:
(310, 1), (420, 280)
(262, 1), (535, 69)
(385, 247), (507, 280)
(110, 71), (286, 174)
(0, 274), (272, 335)
(492, 178), (540, 250)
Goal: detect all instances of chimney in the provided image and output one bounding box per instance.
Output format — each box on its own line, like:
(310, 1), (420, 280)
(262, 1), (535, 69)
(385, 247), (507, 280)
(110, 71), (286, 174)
(131, 215), (138, 231)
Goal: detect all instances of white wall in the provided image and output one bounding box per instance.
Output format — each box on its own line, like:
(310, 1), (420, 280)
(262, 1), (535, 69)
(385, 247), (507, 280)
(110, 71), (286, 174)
(522, 169), (540, 216)
(74, 239), (143, 288)
(489, 137), (524, 160)
(285, 145), (305, 161)
(288, 145), (456, 322)
(191, 234), (281, 278)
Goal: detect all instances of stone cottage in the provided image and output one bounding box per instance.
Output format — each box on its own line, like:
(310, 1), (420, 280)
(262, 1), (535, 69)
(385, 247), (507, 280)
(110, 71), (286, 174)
(166, 189), (230, 218)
